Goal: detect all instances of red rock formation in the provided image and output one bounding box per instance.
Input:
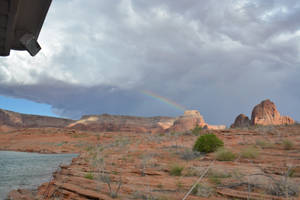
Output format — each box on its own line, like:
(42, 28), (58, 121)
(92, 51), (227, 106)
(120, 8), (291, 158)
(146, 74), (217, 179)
(167, 110), (206, 132)
(167, 110), (226, 131)
(231, 99), (295, 128)
(230, 114), (251, 128)
(251, 99), (294, 126)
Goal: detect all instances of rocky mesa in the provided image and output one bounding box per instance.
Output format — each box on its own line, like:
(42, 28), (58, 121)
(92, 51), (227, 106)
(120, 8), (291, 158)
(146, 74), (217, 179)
(0, 108), (74, 131)
(231, 99), (295, 128)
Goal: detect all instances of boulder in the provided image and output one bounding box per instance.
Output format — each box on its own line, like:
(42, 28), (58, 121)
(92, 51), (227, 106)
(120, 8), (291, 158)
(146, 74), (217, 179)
(231, 114), (251, 128)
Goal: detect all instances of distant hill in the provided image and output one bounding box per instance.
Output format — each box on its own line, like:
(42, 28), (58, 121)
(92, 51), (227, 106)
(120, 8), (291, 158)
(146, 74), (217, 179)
(0, 108), (74, 131)
(0, 108), (226, 133)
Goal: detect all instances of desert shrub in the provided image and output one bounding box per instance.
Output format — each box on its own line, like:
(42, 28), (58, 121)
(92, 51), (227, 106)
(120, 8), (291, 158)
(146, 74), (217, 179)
(84, 172), (94, 180)
(191, 183), (214, 197)
(209, 176), (222, 185)
(208, 169), (231, 179)
(207, 169), (231, 185)
(176, 181), (184, 191)
(131, 191), (158, 200)
(169, 165), (184, 176)
(180, 149), (202, 161)
(282, 139), (294, 150)
(192, 124), (202, 135)
(240, 147), (260, 159)
(184, 167), (200, 177)
(193, 134), (224, 153)
(215, 148), (236, 161)
(255, 139), (274, 149)
(267, 177), (299, 197)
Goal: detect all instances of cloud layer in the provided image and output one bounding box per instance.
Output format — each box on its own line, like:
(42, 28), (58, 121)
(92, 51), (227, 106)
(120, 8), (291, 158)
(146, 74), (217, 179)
(0, 0), (300, 125)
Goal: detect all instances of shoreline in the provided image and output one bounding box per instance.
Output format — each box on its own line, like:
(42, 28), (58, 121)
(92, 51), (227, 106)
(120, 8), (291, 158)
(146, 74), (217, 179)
(0, 149), (80, 154)
(1, 149), (79, 200)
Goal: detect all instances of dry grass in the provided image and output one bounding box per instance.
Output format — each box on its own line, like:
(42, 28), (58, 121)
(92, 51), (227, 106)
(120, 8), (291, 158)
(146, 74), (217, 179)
(240, 146), (260, 159)
(215, 148), (236, 161)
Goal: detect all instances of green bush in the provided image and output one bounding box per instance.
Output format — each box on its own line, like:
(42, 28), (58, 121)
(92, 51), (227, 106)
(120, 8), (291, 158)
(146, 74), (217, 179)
(193, 134), (224, 153)
(240, 147), (260, 159)
(215, 148), (236, 161)
(169, 165), (184, 176)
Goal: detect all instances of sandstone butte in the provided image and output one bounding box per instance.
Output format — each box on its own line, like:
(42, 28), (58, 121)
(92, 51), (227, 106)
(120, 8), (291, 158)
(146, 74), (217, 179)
(231, 99), (295, 128)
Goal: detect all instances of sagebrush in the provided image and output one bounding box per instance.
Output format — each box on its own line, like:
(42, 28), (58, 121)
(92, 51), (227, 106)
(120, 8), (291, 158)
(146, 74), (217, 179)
(193, 134), (224, 153)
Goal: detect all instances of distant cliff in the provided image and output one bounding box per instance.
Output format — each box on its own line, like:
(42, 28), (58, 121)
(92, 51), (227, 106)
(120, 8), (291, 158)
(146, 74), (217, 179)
(0, 108), (225, 133)
(67, 114), (176, 133)
(68, 110), (226, 133)
(0, 109), (74, 130)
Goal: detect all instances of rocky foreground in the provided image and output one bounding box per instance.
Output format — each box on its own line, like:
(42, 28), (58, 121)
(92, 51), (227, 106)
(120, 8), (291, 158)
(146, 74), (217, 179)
(4, 125), (300, 200)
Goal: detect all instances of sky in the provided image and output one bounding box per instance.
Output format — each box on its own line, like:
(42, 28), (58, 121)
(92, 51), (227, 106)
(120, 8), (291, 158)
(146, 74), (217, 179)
(0, 0), (300, 125)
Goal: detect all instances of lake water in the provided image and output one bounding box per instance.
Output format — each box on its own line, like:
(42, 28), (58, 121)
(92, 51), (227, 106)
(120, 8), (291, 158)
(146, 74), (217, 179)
(0, 151), (77, 199)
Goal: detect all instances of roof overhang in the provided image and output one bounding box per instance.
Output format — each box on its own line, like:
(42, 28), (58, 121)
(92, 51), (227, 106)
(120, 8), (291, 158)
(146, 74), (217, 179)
(0, 0), (52, 56)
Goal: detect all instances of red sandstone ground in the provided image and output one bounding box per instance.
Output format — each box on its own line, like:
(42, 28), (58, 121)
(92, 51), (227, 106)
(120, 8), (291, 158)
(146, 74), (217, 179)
(2, 125), (300, 200)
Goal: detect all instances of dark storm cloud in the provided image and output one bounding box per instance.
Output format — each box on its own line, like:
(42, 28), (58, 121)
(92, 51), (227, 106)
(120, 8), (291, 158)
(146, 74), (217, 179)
(0, 80), (182, 119)
(0, 0), (300, 125)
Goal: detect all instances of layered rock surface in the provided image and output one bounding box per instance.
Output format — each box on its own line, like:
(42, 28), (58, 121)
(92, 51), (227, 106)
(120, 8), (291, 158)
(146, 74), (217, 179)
(231, 99), (295, 128)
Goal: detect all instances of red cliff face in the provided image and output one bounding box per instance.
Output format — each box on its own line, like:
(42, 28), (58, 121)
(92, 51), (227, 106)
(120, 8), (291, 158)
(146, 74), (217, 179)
(231, 99), (295, 128)
(251, 99), (294, 126)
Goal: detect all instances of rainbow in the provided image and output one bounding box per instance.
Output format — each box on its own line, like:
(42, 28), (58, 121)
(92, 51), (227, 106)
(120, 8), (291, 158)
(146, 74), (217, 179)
(141, 90), (186, 111)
